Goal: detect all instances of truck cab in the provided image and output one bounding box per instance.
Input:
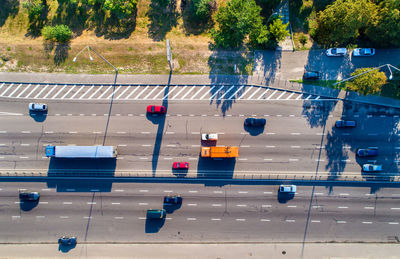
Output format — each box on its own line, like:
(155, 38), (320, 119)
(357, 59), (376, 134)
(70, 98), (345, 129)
(45, 146), (56, 157)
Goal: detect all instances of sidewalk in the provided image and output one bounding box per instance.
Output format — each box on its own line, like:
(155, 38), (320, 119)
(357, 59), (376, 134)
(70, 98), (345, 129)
(0, 243), (399, 259)
(1, 72), (400, 109)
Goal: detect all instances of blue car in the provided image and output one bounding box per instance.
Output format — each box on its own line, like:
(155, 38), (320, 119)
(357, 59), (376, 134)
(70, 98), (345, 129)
(58, 236), (77, 245)
(335, 120), (356, 128)
(244, 118), (266, 127)
(357, 148), (378, 157)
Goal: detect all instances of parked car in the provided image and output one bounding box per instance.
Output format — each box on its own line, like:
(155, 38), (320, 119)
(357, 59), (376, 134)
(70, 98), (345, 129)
(326, 48), (347, 57)
(164, 195), (182, 205)
(173, 162), (189, 170)
(19, 192), (40, 201)
(362, 164), (383, 172)
(352, 48), (375, 57)
(279, 185), (296, 193)
(58, 236), (77, 245)
(335, 120), (357, 128)
(303, 71), (322, 80)
(244, 118), (266, 127)
(147, 209), (166, 219)
(29, 103), (47, 112)
(357, 148), (378, 157)
(201, 133), (218, 141)
(146, 105), (166, 114)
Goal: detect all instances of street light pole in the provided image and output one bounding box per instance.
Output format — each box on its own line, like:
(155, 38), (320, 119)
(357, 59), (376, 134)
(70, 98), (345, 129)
(73, 46), (119, 146)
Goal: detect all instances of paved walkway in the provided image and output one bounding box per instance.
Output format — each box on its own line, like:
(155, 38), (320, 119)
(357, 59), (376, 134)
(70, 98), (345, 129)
(0, 243), (399, 259)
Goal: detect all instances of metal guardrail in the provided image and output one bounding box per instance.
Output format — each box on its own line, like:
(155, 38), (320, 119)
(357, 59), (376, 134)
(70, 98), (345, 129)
(0, 170), (399, 182)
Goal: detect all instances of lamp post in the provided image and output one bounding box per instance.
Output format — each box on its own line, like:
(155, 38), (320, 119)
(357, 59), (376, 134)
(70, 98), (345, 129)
(73, 46), (119, 145)
(333, 64), (400, 86)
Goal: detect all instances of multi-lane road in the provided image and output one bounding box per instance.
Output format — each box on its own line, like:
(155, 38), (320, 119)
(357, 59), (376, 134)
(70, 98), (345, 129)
(0, 82), (400, 245)
(2, 182), (400, 243)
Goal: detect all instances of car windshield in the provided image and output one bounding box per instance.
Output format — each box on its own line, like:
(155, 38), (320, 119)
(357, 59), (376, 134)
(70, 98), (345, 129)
(332, 49), (337, 54)
(151, 106), (155, 112)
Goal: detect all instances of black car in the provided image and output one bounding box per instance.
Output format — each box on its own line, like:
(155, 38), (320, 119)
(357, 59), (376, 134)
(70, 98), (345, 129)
(58, 236), (77, 245)
(303, 71), (322, 80)
(244, 118), (266, 127)
(335, 120), (356, 128)
(356, 148), (378, 157)
(163, 195), (182, 205)
(19, 192), (40, 201)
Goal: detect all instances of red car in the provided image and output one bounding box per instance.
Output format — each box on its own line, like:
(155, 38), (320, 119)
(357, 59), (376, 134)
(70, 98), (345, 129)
(147, 105), (166, 114)
(173, 162), (189, 169)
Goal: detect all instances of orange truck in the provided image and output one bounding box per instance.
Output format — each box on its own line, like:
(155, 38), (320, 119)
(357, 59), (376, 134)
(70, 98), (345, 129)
(201, 146), (239, 158)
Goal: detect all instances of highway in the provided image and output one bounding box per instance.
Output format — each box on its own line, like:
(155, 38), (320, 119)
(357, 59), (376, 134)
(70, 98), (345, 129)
(1, 182), (400, 242)
(0, 100), (399, 178)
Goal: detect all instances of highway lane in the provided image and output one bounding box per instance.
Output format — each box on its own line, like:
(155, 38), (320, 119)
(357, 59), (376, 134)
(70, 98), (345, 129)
(1, 183), (400, 242)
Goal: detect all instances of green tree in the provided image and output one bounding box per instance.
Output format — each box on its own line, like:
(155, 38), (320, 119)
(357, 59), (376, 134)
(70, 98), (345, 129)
(366, 0), (400, 47)
(211, 0), (265, 48)
(267, 17), (289, 45)
(190, 0), (214, 21)
(311, 0), (378, 46)
(41, 25), (72, 43)
(345, 68), (387, 95)
(103, 0), (137, 20)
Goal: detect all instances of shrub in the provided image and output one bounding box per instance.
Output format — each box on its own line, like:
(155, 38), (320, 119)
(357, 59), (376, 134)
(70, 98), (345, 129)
(41, 25), (72, 43)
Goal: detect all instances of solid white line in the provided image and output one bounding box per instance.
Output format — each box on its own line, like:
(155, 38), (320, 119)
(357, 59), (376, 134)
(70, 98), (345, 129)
(389, 222), (399, 225)
(112, 203), (121, 205)
(163, 190), (173, 193)
(87, 202), (96, 205)
(285, 219), (296, 222)
(187, 218), (197, 221)
(139, 190), (149, 192)
(264, 158), (273, 161)
(291, 133), (301, 135)
(337, 221), (346, 224)
(217, 85), (236, 100)
(21, 144), (30, 146)
(79, 84), (95, 99)
(143, 85), (159, 99)
(60, 216), (69, 219)
(266, 90), (278, 100)
(190, 86), (207, 100)
(338, 206), (348, 209)
(83, 216), (92, 219)
(199, 85), (216, 100)
(291, 146), (300, 148)
(227, 85), (245, 99)
(114, 217), (124, 219)
(106, 85), (122, 99)
(16, 83), (31, 98)
(263, 191), (272, 194)
(25, 84), (40, 98)
(246, 87), (262, 100)
(391, 208), (400, 210)
(238, 158), (248, 161)
(0, 83), (14, 96)
(236, 219), (246, 221)
(172, 85), (187, 100)
(187, 204), (197, 206)
(139, 203), (148, 206)
(139, 157), (148, 160)
(180, 86), (196, 99)
(118, 144), (127, 147)
(88, 85), (104, 99)
(138, 217), (146, 220)
(36, 216), (45, 219)
(212, 204), (222, 207)
(213, 191), (223, 194)
(286, 92), (295, 100)
(162, 85), (178, 100)
(60, 85), (76, 99)
(289, 158), (299, 162)
(257, 88), (269, 100)
(287, 205), (297, 208)
(134, 85), (150, 100)
(362, 222), (373, 224)
(63, 202), (72, 205)
(311, 220), (320, 223)
(237, 87), (253, 100)
(261, 219), (271, 222)
(339, 193), (349, 196)
(188, 190), (198, 193)
(364, 207), (374, 209)
(236, 204), (247, 207)
(315, 193), (324, 195)
(211, 218), (221, 221)
(8, 83), (22, 97)
(276, 91), (287, 100)
(115, 85), (132, 99)
(152, 86), (167, 100)
(238, 191), (248, 194)
(97, 86), (113, 99)
(39, 201), (48, 204)
(70, 85), (86, 99)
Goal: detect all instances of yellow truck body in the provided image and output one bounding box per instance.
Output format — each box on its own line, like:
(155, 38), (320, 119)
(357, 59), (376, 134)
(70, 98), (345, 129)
(201, 146), (239, 158)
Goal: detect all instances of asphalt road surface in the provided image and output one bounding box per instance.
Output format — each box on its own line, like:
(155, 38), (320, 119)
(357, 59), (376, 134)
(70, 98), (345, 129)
(0, 99), (399, 179)
(1, 182), (400, 243)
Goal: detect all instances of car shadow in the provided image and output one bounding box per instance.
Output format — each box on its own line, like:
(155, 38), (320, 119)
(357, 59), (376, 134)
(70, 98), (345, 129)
(163, 202), (182, 214)
(145, 218), (166, 233)
(200, 140), (217, 147)
(58, 243), (76, 253)
(243, 124), (265, 136)
(277, 191), (295, 204)
(20, 200), (39, 211)
(196, 156), (236, 186)
(29, 110), (47, 122)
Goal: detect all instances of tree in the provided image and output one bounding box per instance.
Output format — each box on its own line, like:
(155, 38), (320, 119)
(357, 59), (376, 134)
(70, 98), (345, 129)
(366, 0), (400, 48)
(103, 0), (137, 20)
(345, 68), (387, 96)
(211, 0), (265, 48)
(311, 0), (378, 46)
(189, 0), (214, 21)
(42, 25), (72, 43)
(267, 17), (289, 46)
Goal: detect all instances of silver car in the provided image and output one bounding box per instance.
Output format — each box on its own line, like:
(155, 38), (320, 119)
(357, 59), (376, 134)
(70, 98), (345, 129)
(362, 164), (382, 172)
(352, 48), (375, 57)
(326, 48), (347, 57)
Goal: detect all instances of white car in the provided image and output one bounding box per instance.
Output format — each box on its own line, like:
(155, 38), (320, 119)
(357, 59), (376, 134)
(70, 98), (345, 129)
(279, 185), (296, 193)
(29, 103), (47, 112)
(326, 48), (347, 57)
(352, 48), (375, 57)
(201, 133), (218, 141)
(362, 164), (382, 172)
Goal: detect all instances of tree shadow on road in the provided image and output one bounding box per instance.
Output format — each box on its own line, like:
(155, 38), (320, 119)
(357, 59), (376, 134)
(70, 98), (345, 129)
(147, 0), (179, 41)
